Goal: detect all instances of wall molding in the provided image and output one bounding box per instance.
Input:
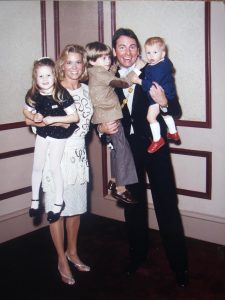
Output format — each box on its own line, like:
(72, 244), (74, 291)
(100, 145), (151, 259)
(98, 1), (104, 43)
(145, 147), (212, 199)
(0, 2), (48, 130)
(0, 122), (26, 131)
(111, 1), (211, 128)
(147, 204), (225, 246)
(53, 0), (60, 59)
(0, 147), (34, 159)
(176, 2), (211, 128)
(0, 187), (31, 202)
(40, 0), (47, 56)
(0, 147), (34, 201)
(169, 147), (212, 199)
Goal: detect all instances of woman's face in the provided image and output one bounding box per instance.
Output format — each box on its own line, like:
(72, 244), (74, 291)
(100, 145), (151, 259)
(63, 52), (84, 81)
(113, 35), (139, 68)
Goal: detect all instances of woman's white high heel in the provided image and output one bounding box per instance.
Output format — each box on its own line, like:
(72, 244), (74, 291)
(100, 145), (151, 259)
(66, 253), (91, 272)
(58, 265), (75, 285)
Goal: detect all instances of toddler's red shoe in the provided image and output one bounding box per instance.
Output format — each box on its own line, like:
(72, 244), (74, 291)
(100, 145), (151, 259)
(147, 137), (165, 153)
(167, 132), (180, 142)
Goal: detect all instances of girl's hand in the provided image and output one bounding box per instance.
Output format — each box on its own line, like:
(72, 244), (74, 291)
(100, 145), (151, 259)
(34, 113), (43, 123)
(43, 116), (54, 125)
(98, 121), (119, 135)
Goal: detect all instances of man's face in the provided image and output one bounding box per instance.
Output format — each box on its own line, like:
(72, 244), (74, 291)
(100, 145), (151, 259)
(113, 35), (139, 68)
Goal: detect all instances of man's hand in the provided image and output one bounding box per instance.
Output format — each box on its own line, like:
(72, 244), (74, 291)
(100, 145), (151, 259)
(98, 121), (119, 135)
(149, 82), (168, 107)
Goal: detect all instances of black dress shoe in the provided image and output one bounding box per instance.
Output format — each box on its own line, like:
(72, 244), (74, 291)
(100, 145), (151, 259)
(29, 200), (41, 218)
(175, 270), (189, 287)
(108, 180), (116, 191)
(126, 261), (140, 276)
(29, 207), (40, 218)
(108, 180), (137, 205)
(47, 202), (65, 224)
(112, 190), (138, 205)
(125, 256), (147, 276)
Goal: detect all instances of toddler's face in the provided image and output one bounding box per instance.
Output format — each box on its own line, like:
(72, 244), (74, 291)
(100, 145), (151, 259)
(94, 55), (111, 71)
(145, 43), (165, 65)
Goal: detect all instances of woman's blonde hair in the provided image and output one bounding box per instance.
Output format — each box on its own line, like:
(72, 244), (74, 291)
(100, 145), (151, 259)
(56, 44), (88, 82)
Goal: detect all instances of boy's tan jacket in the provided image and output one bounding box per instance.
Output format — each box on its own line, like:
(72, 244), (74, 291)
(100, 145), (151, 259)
(87, 65), (135, 124)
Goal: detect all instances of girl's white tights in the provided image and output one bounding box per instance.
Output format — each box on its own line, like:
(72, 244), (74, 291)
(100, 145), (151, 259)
(31, 135), (66, 213)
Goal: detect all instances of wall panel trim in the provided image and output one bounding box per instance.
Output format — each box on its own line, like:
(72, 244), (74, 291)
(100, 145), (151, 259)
(98, 1), (104, 42)
(111, 1), (211, 128)
(0, 122), (26, 131)
(170, 148), (212, 199)
(53, 0), (60, 59)
(146, 148), (212, 199)
(40, 0), (47, 56)
(0, 187), (31, 201)
(0, 147), (34, 160)
(0, 147), (34, 201)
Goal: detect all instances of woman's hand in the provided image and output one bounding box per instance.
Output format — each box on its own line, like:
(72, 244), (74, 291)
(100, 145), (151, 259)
(149, 82), (168, 107)
(43, 116), (55, 125)
(33, 113), (43, 123)
(25, 117), (45, 127)
(98, 121), (119, 135)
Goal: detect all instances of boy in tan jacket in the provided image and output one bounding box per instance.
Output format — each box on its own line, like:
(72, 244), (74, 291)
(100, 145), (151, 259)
(86, 41), (143, 204)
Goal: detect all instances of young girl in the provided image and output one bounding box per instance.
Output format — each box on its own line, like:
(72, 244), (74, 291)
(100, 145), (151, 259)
(24, 57), (79, 223)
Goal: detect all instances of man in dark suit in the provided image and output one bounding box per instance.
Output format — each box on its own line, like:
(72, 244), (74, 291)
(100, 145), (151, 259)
(98, 28), (189, 287)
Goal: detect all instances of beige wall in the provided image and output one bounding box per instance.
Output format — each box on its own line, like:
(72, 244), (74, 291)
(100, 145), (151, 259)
(59, 1), (99, 49)
(0, 1), (225, 245)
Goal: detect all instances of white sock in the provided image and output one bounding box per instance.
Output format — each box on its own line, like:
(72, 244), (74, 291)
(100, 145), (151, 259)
(150, 122), (161, 141)
(162, 115), (177, 134)
(31, 199), (39, 209)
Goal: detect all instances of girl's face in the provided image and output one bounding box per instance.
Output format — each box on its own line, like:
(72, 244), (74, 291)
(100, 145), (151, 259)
(63, 52), (84, 81)
(91, 54), (111, 71)
(36, 66), (54, 94)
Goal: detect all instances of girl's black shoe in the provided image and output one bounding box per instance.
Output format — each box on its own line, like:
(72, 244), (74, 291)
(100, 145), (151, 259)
(29, 200), (41, 217)
(47, 202), (65, 223)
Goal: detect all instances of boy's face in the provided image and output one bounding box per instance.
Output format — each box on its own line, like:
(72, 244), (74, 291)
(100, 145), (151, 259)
(145, 43), (165, 65)
(92, 55), (111, 71)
